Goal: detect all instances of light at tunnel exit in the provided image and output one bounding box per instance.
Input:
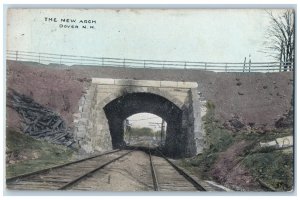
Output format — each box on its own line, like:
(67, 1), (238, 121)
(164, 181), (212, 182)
(124, 113), (167, 148)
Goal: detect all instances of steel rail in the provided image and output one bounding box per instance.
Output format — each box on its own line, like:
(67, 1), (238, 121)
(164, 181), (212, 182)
(155, 150), (206, 191)
(58, 150), (134, 190)
(148, 150), (160, 191)
(6, 149), (121, 183)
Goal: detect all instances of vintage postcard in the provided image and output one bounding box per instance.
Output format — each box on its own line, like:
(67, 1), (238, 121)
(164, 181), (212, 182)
(5, 8), (294, 192)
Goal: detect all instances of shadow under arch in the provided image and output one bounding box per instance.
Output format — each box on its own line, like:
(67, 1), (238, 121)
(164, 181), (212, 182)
(103, 92), (186, 158)
(101, 86), (185, 110)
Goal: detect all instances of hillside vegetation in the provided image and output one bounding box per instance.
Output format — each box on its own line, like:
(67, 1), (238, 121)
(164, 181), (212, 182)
(180, 101), (293, 191)
(6, 129), (74, 178)
(125, 127), (161, 137)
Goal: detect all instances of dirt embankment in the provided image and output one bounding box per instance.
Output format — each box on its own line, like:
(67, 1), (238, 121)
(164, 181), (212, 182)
(6, 61), (90, 131)
(211, 140), (261, 191)
(6, 60), (294, 132)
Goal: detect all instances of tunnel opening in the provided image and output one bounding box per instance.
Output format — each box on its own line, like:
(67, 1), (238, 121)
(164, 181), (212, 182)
(103, 92), (184, 157)
(123, 113), (167, 149)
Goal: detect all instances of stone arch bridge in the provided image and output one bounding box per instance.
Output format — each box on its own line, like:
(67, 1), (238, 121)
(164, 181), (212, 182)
(73, 78), (206, 158)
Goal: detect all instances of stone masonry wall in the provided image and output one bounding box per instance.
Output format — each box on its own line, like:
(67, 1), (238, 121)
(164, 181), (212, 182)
(73, 78), (203, 157)
(73, 83), (113, 153)
(190, 88), (207, 155)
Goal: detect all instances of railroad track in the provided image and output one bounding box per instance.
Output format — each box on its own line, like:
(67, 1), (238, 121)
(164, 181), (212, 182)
(7, 148), (227, 191)
(148, 149), (206, 191)
(6, 149), (133, 190)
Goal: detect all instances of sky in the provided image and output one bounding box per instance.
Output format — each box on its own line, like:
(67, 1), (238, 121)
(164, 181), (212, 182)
(6, 9), (285, 63)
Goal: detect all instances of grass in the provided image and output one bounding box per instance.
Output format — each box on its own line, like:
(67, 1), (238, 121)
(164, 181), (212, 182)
(202, 105), (234, 153)
(179, 100), (294, 191)
(180, 101), (234, 179)
(6, 129), (75, 178)
(243, 150), (293, 191)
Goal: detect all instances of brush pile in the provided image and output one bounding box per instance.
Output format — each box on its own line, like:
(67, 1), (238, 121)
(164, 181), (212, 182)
(7, 90), (76, 148)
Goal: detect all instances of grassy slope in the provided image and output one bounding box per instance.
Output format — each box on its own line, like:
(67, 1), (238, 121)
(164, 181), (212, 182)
(6, 129), (74, 178)
(180, 101), (293, 191)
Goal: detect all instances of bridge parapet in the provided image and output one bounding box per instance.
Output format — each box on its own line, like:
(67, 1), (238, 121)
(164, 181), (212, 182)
(92, 78), (198, 88)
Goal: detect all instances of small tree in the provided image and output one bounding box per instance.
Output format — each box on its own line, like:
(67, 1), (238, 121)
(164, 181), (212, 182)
(262, 9), (295, 71)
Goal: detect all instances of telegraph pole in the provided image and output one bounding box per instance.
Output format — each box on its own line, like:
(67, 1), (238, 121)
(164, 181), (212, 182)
(160, 119), (165, 144)
(149, 120), (165, 146)
(249, 54), (251, 72)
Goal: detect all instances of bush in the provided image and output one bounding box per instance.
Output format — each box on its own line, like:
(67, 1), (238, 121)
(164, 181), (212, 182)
(203, 101), (234, 152)
(125, 127), (160, 137)
(206, 100), (215, 110)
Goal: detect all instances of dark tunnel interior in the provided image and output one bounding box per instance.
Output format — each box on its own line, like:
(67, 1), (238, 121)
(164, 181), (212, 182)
(103, 92), (185, 157)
